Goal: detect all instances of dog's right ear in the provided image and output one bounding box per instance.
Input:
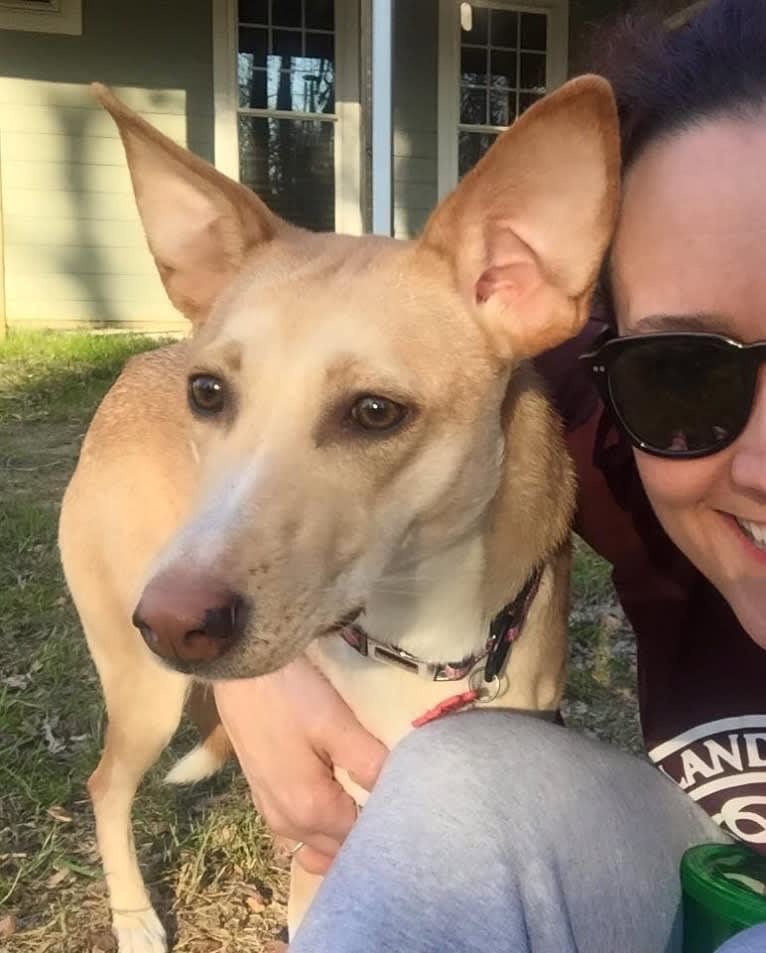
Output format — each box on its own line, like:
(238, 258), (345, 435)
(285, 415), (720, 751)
(93, 84), (282, 326)
(419, 75), (620, 361)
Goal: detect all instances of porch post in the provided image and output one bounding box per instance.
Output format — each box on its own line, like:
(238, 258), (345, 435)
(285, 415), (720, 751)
(371, 0), (393, 235)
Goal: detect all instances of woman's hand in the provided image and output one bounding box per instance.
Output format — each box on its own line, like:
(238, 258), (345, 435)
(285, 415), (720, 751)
(214, 657), (388, 874)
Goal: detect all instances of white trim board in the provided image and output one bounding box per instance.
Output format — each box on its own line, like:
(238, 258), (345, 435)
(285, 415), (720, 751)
(371, 0), (393, 235)
(212, 0), (238, 180)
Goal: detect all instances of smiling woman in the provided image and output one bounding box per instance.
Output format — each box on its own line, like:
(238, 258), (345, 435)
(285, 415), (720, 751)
(601, 112), (766, 652)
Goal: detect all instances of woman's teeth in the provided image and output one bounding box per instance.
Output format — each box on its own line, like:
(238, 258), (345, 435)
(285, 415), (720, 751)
(736, 517), (766, 550)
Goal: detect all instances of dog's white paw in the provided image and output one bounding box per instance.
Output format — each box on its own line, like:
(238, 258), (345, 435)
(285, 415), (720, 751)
(113, 908), (167, 953)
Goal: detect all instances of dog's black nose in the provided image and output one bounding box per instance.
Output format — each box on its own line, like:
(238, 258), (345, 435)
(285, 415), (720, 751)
(133, 569), (247, 664)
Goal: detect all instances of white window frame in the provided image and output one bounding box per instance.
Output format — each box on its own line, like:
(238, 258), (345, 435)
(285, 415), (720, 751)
(437, 0), (569, 197)
(0, 0), (81, 35)
(212, 0), (363, 235)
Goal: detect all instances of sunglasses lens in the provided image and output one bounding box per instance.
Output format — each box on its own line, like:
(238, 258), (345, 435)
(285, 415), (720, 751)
(607, 337), (751, 455)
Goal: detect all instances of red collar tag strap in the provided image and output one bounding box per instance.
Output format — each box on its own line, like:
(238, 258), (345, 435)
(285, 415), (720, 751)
(412, 690), (480, 728)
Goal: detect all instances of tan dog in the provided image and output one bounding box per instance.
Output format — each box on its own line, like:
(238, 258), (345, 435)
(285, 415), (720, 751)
(58, 77), (619, 952)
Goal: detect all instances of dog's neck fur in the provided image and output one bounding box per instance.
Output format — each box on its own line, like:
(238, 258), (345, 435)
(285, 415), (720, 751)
(362, 532), (489, 662)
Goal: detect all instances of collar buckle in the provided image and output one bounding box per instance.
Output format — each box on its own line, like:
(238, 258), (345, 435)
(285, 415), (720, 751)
(340, 625), (477, 681)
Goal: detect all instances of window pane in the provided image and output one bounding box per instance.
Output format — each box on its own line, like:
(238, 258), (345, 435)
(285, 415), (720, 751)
(291, 58), (335, 112)
(520, 12), (547, 51)
(464, 6), (487, 44)
(239, 26), (267, 65)
(459, 131), (496, 177)
(520, 52), (546, 90)
(305, 30), (333, 60)
(238, 26), (268, 108)
(272, 0), (301, 27)
(273, 28), (302, 56)
(239, 116), (335, 231)
(460, 85), (487, 125)
(306, 0), (333, 30)
(239, 61), (268, 107)
(490, 9), (517, 48)
(240, 53), (335, 112)
(461, 46), (487, 85)
(239, 0), (268, 24)
(490, 49), (516, 89)
(489, 88), (514, 126)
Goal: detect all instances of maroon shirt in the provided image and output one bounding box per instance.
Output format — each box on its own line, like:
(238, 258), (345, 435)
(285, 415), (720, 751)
(536, 322), (766, 851)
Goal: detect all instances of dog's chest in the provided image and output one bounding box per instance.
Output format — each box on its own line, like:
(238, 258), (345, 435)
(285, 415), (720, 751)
(307, 637), (476, 750)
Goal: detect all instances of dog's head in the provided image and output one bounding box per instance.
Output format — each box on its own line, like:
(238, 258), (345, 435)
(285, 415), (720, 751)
(98, 78), (619, 678)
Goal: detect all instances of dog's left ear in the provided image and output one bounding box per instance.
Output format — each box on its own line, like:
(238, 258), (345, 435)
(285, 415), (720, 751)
(420, 75), (620, 360)
(93, 83), (283, 326)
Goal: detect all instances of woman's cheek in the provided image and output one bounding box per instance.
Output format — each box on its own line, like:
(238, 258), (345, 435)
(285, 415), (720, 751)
(635, 451), (700, 506)
(632, 450), (727, 539)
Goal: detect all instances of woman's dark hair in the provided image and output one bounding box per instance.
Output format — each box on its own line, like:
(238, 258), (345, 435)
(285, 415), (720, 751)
(591, 0), (766, 326)
(593, 0), (766, 171)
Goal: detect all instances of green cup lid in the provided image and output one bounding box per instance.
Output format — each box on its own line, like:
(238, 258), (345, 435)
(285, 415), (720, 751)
(682, 844), (766, 929)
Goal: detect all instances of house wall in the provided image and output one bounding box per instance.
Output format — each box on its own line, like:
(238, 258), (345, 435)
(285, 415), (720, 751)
(0, 0), (214, 331)
(0, 0), (699, 327)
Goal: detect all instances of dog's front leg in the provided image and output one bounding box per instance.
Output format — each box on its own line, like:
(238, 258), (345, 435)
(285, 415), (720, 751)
(87, 654), (189, 953)
(287, 862), (325, 939)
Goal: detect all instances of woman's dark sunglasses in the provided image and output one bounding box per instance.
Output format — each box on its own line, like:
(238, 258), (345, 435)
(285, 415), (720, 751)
(580, 331), (766, 459)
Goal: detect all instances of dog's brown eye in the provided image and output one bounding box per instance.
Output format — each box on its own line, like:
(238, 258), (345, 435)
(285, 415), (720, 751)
(189, 375), (225, 415)
(350, 395), (407, 432)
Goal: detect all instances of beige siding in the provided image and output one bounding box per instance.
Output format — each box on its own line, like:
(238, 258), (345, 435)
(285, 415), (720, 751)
(0, 80), (187, 329)
(5, 244), (155, 274)
(3, 188), (148, 221)
(3, 157), (135, 194)
(0, 0), (213, 331)
(0, 105), (188, 139)
(9, 301), (182, 329)
(4, 217), (147, 245)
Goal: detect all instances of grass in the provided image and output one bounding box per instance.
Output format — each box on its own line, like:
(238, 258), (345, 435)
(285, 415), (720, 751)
(565, 539), (642, 752)
(0, 330), (640, 951)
